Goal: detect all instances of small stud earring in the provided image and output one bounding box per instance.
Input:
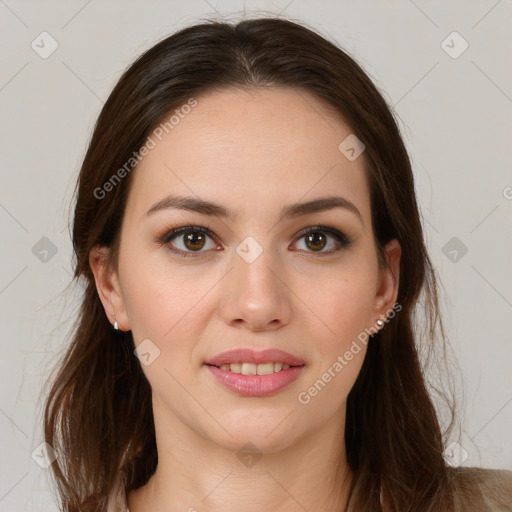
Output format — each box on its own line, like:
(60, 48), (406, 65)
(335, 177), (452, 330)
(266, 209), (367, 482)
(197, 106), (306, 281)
(109, 298), (119, 331)
(376, 319), (384, 328)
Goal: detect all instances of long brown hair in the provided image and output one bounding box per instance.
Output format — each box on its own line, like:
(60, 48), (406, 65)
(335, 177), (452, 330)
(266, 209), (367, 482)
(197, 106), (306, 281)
(44, 16), (461, 511)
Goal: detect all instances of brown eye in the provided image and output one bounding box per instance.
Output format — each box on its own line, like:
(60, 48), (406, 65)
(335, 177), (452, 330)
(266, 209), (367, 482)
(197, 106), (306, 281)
(293, 226), (352, 255)
(182, 230), (207, 251)
(158, 224), (351, 260)
(305, 231), (327, 251)
(159, 226), (219, 258)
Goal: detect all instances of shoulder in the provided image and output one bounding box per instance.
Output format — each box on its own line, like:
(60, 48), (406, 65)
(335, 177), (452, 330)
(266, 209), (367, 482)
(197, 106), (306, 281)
(451, 466), (512, 511)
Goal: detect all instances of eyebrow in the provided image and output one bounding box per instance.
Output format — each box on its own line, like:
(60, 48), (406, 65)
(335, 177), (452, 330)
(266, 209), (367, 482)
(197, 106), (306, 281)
(146, 194), (363, 224)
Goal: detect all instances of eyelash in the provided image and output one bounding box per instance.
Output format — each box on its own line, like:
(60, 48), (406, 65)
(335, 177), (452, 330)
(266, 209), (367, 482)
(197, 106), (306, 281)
(156, 224), (352, 259)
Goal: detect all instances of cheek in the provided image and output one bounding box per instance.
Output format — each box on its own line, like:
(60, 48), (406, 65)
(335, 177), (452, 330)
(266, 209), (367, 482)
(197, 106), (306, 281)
(293, 259), (378, 354)
(118, 252), (225, 384)
(122, 280), (208, 356)
(117, 239), (204, 338)
(295, 269), (375, 414)
(119, 265), (210, 400)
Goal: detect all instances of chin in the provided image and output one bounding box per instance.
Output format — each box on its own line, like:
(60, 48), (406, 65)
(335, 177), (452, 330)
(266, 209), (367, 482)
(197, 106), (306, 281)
(205, 415), (301, 454)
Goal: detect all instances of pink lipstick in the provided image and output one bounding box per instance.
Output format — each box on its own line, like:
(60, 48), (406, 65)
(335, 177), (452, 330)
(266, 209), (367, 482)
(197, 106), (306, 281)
(204, 348), (305, 397)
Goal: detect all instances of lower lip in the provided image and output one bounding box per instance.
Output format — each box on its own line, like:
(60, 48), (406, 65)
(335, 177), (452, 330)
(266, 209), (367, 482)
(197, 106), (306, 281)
(205, 364), (305, 397)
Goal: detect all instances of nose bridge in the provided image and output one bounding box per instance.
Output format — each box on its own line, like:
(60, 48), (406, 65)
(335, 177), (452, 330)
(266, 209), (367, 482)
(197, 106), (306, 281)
(219, 237), (291, 330)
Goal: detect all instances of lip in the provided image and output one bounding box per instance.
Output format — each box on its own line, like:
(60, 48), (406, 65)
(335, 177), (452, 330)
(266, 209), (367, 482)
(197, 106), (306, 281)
(204, 348), (306, 367)
(204, 348), (306, 398)
(206, 365), (305, 397)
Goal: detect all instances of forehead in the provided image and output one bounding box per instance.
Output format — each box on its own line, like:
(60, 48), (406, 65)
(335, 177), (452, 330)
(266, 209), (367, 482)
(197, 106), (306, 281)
(126, 87), (371, 223)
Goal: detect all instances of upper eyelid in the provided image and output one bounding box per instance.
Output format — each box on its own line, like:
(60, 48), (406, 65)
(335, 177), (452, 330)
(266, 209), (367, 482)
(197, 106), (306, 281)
(162, 224), (350, 248)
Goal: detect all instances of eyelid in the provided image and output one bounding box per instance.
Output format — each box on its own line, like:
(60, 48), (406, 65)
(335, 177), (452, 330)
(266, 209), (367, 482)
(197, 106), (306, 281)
(156, 223), (352, 257)
(293, 225), (352, 247)
(158, 224), (217, 244)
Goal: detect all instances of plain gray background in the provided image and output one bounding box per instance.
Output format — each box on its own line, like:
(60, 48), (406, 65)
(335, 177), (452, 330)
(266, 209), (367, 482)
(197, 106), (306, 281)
(1, 1), (511, 510)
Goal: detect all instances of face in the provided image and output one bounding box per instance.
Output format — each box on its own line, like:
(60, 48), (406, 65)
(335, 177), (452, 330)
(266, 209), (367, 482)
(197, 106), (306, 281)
(91, 87), (400, 454)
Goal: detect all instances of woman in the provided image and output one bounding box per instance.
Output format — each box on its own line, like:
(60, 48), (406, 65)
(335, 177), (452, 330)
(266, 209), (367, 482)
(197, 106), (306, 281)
(43, 16), (512, 511)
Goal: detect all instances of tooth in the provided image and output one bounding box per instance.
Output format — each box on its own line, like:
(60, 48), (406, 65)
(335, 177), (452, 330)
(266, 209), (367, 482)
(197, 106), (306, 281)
(256, 363), (274, 375)
(241, 363), (257, 375)
(222, 362), (292, 373)
(230, 363), (242, 373)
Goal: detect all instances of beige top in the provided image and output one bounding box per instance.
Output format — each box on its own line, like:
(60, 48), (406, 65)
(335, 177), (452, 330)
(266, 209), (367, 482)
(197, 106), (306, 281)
(451, 467), (512, 511)
(120, 467), (512, 511)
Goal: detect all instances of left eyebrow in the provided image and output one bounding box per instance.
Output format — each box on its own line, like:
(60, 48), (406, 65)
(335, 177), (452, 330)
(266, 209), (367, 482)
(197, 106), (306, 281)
(146, 194), (363, 224)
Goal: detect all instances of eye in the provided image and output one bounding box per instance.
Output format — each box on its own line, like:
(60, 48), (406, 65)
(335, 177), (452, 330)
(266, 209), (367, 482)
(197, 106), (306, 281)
(292, 225), (352, 254)
(157, 224), (352, 259)
(158, 225), (220, 258)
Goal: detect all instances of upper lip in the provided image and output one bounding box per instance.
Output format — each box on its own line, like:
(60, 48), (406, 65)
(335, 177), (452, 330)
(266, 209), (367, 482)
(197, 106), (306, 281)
(205, 348), (306, 367)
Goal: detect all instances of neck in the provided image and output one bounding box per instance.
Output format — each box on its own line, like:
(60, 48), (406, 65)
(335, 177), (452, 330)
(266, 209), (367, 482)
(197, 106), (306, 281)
(128, 396), (352, 512)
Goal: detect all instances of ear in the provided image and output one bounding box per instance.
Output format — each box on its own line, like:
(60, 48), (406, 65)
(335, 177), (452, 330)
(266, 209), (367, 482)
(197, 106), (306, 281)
(373, 238), (401, 320)
(89, 245), (130, 331)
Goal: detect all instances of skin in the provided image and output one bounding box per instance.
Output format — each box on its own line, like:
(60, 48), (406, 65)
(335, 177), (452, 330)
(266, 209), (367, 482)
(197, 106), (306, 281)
(90, 87), (401, 511)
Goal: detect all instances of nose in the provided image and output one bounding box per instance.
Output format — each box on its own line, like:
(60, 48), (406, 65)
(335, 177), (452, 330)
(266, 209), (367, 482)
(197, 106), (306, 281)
(218, 250), (292, 332)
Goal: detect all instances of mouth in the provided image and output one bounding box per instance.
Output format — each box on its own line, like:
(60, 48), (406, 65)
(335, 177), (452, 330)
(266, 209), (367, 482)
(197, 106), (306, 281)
(205, 361), (302, 374)
(204, 348), (306, 397)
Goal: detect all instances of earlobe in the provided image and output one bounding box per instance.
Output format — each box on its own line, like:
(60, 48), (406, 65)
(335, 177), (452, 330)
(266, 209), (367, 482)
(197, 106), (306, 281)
(89, 246), (130, 331)
(374, 238), (401, 317)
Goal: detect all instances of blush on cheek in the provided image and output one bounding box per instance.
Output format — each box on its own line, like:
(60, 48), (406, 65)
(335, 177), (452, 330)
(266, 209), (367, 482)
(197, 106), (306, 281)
(312, 283), (375, 344)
